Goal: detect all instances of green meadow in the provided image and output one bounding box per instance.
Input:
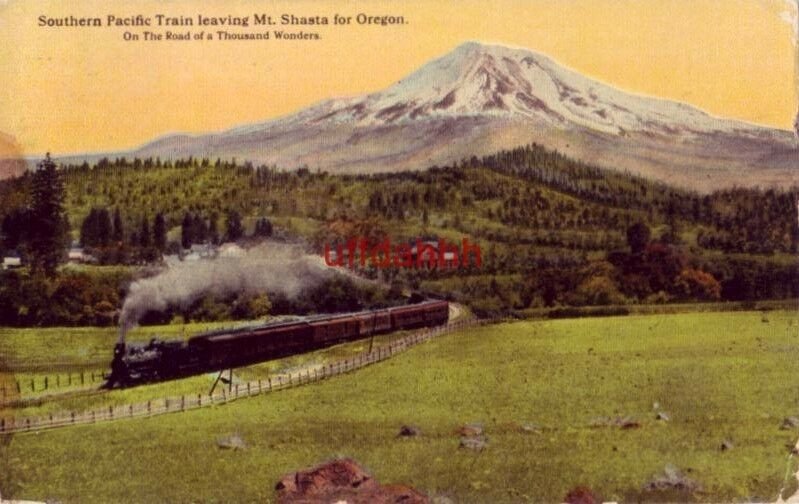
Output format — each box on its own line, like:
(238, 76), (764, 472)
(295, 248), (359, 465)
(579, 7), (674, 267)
(1, 310), (798, 503)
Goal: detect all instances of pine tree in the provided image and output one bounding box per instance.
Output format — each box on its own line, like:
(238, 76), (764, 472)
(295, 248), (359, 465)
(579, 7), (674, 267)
(80, 208), (99, 247)
(225, 210), (244, 242)
(112, 208), (124, 242)
(97, 208), (112, 246)
(28, 153), (68, 276)
(192, 214), (207, 243)
(153, 213), (167, 251)
(208, 212), (220, 245)
(181, 212), (193, 249)
(139, 215), (151, 247)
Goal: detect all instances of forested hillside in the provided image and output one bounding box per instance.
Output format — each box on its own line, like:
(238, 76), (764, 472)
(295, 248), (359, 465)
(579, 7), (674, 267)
(1, 144), (797, 324)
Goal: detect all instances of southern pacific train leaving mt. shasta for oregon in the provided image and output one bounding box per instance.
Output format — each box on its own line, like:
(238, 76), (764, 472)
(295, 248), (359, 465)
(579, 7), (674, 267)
(106, 300), (449, 388)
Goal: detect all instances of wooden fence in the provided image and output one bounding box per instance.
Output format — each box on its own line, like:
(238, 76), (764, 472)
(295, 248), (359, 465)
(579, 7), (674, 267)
(0, 319), (488, 435)
(1, 370), (107, 405)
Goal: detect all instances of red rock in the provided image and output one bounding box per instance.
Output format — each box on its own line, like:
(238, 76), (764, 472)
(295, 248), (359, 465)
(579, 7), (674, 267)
(275, 458), (428, 504)
(564, 486), (599, 504)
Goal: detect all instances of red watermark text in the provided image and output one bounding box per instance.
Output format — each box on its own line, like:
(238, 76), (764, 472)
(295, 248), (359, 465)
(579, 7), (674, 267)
(323, 238), (482, 269)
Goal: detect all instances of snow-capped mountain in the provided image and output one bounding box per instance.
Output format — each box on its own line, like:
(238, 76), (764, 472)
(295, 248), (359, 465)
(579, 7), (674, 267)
(258, 42), (764, 137)
(61, 42), (798, 190)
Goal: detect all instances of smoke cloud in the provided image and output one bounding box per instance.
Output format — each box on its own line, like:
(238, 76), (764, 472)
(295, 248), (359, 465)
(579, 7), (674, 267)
(118, 242), (362, 343)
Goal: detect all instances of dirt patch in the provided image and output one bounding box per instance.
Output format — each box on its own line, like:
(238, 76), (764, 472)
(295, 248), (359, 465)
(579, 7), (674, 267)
(456, 423), (483, 437)
(589, 416), (641, 429)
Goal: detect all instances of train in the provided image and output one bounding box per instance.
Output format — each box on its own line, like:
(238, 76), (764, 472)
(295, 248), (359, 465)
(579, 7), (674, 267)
(105, 299), (449, 388)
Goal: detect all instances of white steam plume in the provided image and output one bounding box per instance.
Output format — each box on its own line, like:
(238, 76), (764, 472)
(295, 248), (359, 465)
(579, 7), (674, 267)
(118, 242), (361, 343)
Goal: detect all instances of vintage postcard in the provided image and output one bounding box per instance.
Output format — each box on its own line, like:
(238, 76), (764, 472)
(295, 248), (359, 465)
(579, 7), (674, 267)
(0, 1), (798, 502)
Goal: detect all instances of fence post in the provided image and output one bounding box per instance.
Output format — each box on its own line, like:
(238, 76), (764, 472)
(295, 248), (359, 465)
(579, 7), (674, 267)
(56, 375), (60, 388)
(25, 418), (30, 431)
(268, 378), (272, 391)
(71, 411), (76, 424)
(147, 400), (151, 415)
(91, 411), (96, 423)
(129, 404), (133, 417)
(68, 373), (72, 386)
(109, 405), (114, 419)
(91, 371), (95, 382)
(81, 372), (85, 386)
(198, 394), (202, 407)
(31, 378), (35, 392)
(247, 382), (251, 395)
(235, 384), (239, 397)
(181, 395), (185, 411)
(16, 381), (20, 394)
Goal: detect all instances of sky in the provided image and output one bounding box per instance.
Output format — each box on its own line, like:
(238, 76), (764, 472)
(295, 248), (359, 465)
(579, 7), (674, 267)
(0, 0), (796, 157)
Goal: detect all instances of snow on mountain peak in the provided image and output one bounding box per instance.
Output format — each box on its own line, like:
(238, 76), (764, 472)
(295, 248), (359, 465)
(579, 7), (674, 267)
(300, 41), (768, 139)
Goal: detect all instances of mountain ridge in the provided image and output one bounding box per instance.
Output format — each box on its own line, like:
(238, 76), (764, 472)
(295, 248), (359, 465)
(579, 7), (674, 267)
(54, 41), (797, 190)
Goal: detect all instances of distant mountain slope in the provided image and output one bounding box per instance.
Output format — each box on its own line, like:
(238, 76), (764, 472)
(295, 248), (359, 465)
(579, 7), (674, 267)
(58, 41), (797, 190)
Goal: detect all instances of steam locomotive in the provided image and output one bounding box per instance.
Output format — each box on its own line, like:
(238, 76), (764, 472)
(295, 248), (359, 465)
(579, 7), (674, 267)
(106, 299), (449, 388)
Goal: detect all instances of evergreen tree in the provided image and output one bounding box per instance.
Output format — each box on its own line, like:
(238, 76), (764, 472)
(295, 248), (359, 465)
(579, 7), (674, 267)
(80, 208), (99, 247)
(1, 208), (30, 252)
(626, 221), (651, 254)
(153, 213), (167, 251)
(225, 210), (244, 242)
(208, 212), (220, 244)
(112, 208), (124, 242)
(97, 208), (112, 246)
(28, 154), (68, 275)
(181, 212), (193, 249)
(192, 214), (208, 244)
(252, 217), (273, 238)
(139, 215), (151, 248)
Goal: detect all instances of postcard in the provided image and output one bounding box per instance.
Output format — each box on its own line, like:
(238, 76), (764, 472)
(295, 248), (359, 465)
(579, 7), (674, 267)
(0, 1), (797, 502)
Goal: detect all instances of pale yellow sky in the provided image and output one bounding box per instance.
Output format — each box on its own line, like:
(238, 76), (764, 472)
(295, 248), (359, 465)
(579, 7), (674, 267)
(0, 0), (796, 157)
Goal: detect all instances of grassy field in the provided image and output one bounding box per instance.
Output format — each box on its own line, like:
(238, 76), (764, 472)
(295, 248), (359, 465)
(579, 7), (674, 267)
(0, 324), (409, 417)
(1, 311), (798, 502)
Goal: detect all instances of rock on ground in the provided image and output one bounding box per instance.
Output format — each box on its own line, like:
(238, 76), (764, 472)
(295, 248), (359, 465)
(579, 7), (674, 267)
(457, 424), (484, 437)
(644, 464), (702, 493)
(459, 436), (489, 451)
(398, 425), (421, 438)
(216, 433), (246, 450)
(275, 458), (428, 504)
(564, 486), (600, 504)
(781, 417), (799, 430)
